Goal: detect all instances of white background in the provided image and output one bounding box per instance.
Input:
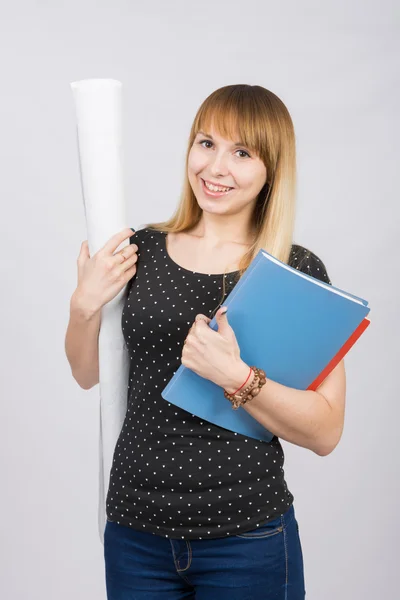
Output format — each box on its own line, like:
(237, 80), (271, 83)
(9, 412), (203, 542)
(0, 1), (398, 598)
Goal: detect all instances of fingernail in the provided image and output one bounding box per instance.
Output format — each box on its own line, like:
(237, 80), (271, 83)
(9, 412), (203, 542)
(220, 307), (228, 315)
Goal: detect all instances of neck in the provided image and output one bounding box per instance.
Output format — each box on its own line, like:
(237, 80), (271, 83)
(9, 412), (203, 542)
(191, 213), (256, 246)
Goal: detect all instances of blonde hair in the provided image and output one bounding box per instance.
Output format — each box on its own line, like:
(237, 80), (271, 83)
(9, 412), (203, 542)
(145, 84), (298, 311)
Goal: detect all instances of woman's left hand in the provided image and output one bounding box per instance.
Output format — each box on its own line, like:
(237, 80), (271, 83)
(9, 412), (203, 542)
(181, 307), (248, 391)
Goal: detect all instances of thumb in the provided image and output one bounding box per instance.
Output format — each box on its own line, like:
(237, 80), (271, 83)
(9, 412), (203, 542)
(78, 240), (91, 262)
(77, 241), (91, 283)
(215, 306), (231, 336)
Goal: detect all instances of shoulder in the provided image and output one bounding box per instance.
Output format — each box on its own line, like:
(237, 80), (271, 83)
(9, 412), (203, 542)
(289, 244), (332, 285)
(129, 227), (164, 246)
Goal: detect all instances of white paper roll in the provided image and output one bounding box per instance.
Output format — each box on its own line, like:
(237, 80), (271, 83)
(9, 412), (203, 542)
(71, 79), (130, 544)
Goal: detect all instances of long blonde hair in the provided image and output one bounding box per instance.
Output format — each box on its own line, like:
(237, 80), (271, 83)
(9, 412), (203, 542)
(145, 84), (298, 308)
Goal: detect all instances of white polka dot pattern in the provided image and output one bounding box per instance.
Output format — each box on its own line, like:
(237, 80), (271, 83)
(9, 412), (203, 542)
(105, 229), (332, 540)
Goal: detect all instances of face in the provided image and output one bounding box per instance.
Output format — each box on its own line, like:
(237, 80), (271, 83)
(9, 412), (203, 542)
(187, 126), (267, 217)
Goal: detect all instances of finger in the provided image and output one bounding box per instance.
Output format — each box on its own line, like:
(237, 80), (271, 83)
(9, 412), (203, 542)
(194, 315), (211, 329)
(112, 250), (138, 279)
(102, 227), (136, 256)
(184, 323), (196, 343)
(114, 243), (139, 264)
(195, 314), (211, 324)
(190, 320), (210, 344)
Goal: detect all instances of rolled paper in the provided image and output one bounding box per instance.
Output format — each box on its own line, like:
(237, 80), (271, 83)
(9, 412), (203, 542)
(70, 79), (129, 544)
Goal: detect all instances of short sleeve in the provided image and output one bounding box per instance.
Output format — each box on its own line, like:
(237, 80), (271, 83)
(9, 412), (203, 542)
(128, 228), (138, 249)
(289, 244), (332, 285)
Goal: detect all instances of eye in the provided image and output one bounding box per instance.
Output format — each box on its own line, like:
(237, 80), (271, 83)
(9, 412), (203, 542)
(198, 139), (251, 158)
(236, 149), (250, 159)
(199, 139), (213, 149)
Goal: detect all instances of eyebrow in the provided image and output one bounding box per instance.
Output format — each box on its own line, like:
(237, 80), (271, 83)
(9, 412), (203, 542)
(197, 130), (247, 147)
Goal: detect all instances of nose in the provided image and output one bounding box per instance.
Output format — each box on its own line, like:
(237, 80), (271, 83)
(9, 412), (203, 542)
(209, 150), (229, 177)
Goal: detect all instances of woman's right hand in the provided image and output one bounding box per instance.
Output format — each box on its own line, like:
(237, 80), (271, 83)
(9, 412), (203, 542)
(74, 227), (138, 314)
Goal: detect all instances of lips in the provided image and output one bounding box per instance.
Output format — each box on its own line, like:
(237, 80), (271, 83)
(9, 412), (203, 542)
(202, 178), (234, 191)
(200, 178), (235, 198)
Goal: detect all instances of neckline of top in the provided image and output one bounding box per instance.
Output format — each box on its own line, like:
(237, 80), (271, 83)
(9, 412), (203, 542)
(158, 230), (240, 278)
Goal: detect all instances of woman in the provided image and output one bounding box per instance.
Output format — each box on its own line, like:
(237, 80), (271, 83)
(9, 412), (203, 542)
(67, 84), (346, 599)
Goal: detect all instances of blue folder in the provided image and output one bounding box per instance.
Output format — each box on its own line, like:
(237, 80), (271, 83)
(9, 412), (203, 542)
(161, 249), (370, 442)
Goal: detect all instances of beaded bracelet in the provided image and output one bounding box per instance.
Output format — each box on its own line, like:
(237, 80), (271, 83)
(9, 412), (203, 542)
(224, 366), (267, 410)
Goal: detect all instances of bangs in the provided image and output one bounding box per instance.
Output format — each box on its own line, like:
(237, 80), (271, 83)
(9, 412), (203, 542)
(192, 88), (267, 157)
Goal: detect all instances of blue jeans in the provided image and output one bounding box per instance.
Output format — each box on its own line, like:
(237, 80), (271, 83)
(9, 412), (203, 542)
(104, 503), (305, 599)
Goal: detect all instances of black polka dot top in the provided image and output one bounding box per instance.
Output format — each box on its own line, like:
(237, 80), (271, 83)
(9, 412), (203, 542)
(105, 228), (332, 540)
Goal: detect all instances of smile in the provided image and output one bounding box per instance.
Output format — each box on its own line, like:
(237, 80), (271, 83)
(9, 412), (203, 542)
(201, 179), (234, 197)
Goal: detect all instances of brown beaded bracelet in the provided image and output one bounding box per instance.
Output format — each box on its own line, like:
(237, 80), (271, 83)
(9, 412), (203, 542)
(224, 366), (267, 410)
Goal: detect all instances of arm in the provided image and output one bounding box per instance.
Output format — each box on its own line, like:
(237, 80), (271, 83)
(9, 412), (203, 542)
(225, 248), (345, 455)
(224, 358), (346, 456)
(64, 289), (101, 390)
(65, 227), (139, 390)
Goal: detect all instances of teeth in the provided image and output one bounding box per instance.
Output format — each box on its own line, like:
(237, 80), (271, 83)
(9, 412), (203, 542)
(204, 180), (232, 193)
